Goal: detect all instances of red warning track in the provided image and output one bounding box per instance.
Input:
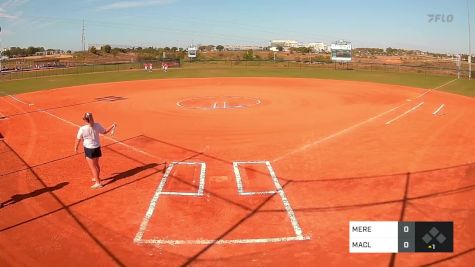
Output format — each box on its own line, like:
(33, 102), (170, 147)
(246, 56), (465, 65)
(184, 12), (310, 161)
(0, 77), (474, 266)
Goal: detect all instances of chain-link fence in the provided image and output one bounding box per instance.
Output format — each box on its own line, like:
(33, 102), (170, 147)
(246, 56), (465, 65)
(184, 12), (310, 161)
(0, 59), (181, 81)
(182, 59), (467, 77)
(0, 58), (469, 81)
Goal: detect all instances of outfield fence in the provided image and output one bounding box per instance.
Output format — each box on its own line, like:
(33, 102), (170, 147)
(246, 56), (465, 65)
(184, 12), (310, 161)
(0, 58), (469, 81)
(183, 59), (466, 77)
(0, 59), (180, 81)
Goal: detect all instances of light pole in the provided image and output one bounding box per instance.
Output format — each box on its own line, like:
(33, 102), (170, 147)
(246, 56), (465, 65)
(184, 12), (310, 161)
(0, 26), (2, 74)
(468, 0), (472, 79)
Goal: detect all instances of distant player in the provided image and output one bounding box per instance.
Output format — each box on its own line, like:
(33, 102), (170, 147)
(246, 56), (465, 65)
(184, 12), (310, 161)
(164, 63), (168, 72)
(144, 63), (148, 72)
(149, 63), (153, 72)
(74, 112), (116, 189)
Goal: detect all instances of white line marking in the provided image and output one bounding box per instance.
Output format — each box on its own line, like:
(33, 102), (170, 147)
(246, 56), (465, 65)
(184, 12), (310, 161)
(136, 236), (310, 245)
(176, 96), (261, 110)
(274, 104), (404, 162)
(239, 191), (276, 195)
(234, 160), (268, 164)
(0, 92), (34, 106)
(432, 104), (445, 115)
(233, 162), (277, 195)
(134, 161), (207, 242)
(40, 110), (160, 159)
(134, 163), (175, 242)
(160, 162), (206, 196)
(135, 160), (308, 245)
(384, 102), (424, 125)
(41, 110), (79, 127)
(274, 78), (459, 162)
(233, 161), (304, 238)
(265, 161), (304, 238)
(413, 78), (457, 100)
(434, 78), (459, 89)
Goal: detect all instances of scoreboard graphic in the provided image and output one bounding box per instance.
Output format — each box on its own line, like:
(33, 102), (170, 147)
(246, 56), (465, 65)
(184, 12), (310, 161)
(349, 221), (453, 253)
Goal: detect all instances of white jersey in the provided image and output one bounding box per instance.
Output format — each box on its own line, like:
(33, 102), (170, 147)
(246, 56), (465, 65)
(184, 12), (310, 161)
(77, 123), (105, 149)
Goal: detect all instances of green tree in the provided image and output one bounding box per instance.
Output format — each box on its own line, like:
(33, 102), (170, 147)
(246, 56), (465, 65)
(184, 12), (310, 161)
(102, 44), (112, 53)
(386, 47), (396, 55)
(26, 46), (37, 55)
(277, 46), (284, 52)
(216, 45), (224, 51)
(243, 49), (254, 60)
(111, 48), (120, 56)
(89, 46), (97, 54)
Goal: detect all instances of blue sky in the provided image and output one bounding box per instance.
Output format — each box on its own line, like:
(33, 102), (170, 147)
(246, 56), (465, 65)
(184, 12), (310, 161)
(0, 0), (473, 53)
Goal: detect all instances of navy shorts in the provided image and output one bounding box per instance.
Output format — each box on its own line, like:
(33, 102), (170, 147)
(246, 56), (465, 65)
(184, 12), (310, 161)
(84, 147), (102, 159)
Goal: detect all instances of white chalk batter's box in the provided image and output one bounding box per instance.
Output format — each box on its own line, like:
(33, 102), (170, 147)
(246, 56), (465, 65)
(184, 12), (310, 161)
(134, 160), (310, 245)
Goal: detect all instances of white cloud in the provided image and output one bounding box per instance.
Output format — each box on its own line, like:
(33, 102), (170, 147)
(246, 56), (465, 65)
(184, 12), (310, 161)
(0, 0), (27, 20)
(1, 0), (28, 10)
(98, 0), (174, 10)
(0, 8), (18, 19)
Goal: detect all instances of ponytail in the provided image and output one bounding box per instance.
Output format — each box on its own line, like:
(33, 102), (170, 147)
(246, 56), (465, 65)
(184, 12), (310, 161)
(83, 112), (95, 126)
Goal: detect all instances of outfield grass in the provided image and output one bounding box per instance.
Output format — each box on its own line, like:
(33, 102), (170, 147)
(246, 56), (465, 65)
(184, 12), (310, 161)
(0, 64), (474, 97)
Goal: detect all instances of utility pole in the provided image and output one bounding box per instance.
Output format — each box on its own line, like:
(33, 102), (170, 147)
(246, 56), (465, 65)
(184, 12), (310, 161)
(81, 19), (86, 52)
(468, 0), (472, 79)
(0, 26), (2, 73)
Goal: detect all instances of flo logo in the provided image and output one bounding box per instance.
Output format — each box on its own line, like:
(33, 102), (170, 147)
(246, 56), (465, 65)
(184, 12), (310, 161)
(428, 14), (454, 23)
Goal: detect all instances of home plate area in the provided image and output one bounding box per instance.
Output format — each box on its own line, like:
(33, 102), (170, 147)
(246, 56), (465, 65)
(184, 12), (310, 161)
(134, 160), (309, 245)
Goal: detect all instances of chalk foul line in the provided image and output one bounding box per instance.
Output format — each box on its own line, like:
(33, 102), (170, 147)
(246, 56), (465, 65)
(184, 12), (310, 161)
(384, 102), (424, 125)
(273, 104), (403, 162)
(274, 79), (457, 162)
(39, 110), (160, 160)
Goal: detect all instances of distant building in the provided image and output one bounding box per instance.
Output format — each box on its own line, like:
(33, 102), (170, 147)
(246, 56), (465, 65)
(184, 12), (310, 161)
(270, 40), (299, 49)
(270, 40), (330, 52)
(88, 44), (133, 50)
(34, 50), (64, 56)
(223, 45), (264, 51)
(306, 42), (330, 52)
